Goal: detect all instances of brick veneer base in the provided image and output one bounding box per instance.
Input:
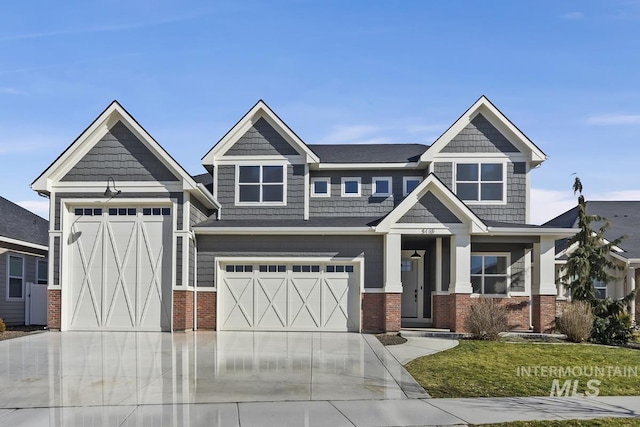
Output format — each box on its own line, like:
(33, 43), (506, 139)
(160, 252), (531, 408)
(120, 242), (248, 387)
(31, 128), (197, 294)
(432, 294), (450, 329)
(362, 292), (401, 332)
(173, 290), (194, 331)
(449, 294), (471, 332)
(196, 291), (216, 330)
(48, 288), (61, 330)
(446, 294), (531, 332)
(532, 295), (556, 333)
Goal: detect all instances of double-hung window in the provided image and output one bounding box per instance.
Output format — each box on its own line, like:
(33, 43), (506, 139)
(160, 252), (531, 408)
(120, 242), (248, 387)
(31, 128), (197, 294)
(593, 280), (607, 300)
(7, 255), (24, 300)
(456, 163), (504, 202)
(471, 254), (509, 295)
(237, 165), (285, 204)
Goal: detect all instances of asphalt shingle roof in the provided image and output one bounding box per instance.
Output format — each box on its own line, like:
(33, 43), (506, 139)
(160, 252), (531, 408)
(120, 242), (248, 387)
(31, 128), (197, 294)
(308, 144), (429, 163)
(544, 201), (640, 259)
(194, 217), (382, 228)
(0, 196), (49, 247)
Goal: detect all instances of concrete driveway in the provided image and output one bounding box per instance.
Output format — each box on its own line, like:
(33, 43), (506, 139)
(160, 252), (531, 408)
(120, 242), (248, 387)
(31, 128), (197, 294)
(0, 331), (426, 409)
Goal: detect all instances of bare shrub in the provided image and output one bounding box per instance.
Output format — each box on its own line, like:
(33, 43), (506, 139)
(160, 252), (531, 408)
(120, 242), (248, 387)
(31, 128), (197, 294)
(558, 300), (593, 343)
(464, 297), (509, 340)
(0, 318), (5, 333)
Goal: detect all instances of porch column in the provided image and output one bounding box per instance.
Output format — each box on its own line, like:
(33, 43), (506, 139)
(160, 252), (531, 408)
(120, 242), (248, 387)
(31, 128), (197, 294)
(532, 236), (557, 332)
(628, 267), (636, 324)
(448, 233), (472, 332)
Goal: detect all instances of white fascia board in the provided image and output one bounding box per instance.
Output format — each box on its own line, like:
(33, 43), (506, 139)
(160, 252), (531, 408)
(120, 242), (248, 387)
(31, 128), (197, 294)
(486, 227), (580, 237)
(313, 162), (420, 170)
(194, 227), (375, 235)
(194, 183), (221, 210)
(202, 100), (320, 166)
(0, 236), (48, 252)
(420, 96), (547, 166)
(53, 181), (185, 192)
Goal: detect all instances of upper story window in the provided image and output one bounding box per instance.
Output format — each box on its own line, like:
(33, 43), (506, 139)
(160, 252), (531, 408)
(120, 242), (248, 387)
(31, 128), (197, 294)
(341, 177), (361, 197)
(311, 178), (330, 197)
(455, 163), (505, 203)
(403, 177), (422, 196)
(372, 177), (392, 197)
(7, 255), (24, 300)
(471, 254), (509, 295)
(37, 259), (48, 285)
(236, 165), (285, 204)
(593, 279), (607, 300)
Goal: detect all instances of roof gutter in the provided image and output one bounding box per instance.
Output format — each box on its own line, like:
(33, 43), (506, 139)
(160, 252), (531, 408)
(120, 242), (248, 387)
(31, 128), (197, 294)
(193, 227), (376, 235)
(485, 227), (579, 237)
(0, 236), (48, 251)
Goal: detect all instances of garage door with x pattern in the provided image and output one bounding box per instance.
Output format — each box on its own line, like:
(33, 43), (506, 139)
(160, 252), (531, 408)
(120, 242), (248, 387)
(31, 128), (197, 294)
(219, 262), (360, 331)
(67, 206), (173, 331)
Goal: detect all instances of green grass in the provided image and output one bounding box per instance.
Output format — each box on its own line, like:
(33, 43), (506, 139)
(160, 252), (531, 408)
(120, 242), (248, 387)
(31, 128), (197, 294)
(405, 340), (640, 398)
(473, 418), (640, 427)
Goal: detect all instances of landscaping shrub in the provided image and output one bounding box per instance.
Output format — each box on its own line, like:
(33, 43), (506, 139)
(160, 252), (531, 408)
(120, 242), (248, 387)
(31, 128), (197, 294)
(0, 318), (5, 333)
(464, 297), (508, 340)
(558, 300), (593, 343)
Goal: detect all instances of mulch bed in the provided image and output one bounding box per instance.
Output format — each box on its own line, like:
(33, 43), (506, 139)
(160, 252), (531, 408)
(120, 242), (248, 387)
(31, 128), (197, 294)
(375, 333), (407, 346)
(0, 325), (47, 341)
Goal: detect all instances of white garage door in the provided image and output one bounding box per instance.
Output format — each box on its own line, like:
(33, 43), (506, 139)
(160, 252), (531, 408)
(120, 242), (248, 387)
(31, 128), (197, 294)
(219, 262), (361, 331)
(67, 206), (172, 331)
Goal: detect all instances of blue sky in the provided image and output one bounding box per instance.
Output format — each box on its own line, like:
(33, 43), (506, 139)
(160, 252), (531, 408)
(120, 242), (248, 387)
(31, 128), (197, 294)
(1, 0), (639, 223)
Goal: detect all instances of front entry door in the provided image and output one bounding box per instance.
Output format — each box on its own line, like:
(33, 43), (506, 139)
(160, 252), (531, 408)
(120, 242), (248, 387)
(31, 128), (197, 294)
(401, 257), (419, 317)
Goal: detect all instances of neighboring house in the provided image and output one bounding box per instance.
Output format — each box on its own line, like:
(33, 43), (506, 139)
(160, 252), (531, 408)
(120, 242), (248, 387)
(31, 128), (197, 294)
(31, 96), (576, 333)
(0, 196), (49, 325)
(545, 201), (640, 323)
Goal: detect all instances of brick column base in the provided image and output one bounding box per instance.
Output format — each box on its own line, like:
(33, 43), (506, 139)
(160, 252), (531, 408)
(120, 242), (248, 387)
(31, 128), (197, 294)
(432, 294), (450, 329)
(196, 291), (216, 330)
(532, 295), (556, 333)
(450, 294), (472, 332)
(173, 290), (194, 331)
(48, 288), (61, 330)
(362, 292), (401, 332)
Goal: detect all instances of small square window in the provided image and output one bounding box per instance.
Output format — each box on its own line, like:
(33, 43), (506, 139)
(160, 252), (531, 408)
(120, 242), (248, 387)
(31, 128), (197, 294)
(278, 265), (286, 272)
(293, 265), (301, 273)
(345, 265), (354, 273)
(109, 208), (118, 215)
(143, 208), (151, 216)
(372, 177), (392, 197)
(161, 208), (171, 216)
(335, 265), (345, 273)
(341, 177), (361, 197)
(74, 208), (83, 216)
(152, 208), (161, 216)
(311, 265), (320, 273)
(302, 265), (311, 272)
(403, 177), (422, 196)
(127, 208), (137, 216)
(244, 265), (253, 272)
(94, 208), (102, 216)
(226, 265), (234, 273)
(326, 265), (335, 273)
(118, 208), (127, 216)
(311, 178), (331, 197)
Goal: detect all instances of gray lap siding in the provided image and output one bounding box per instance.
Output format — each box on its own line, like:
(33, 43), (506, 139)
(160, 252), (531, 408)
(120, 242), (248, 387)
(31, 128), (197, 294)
(0, 251), (42, 325)
(196, 234), (384, 289)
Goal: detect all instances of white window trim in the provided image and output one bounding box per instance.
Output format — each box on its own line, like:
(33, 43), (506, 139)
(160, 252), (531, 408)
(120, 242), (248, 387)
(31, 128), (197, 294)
(36, 258), (48, 285)
(454, 161), (507, 205)
(594, 279), (608, 299)
(311, 177), (331, 197)
(234, 164), (288, 206)
(372, 176), (392, 197)
(341, 177), (361, 197)
(470, 252), (511, 297)
(402, 176), (423, 196)
(7, 254), (25, 301)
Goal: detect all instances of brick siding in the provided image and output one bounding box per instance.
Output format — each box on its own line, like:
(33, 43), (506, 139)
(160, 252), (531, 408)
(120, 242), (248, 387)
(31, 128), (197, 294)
(362, 292), (401, 332)
(432, 294), (451, 329)
(532, 295), (556, 333)
(173, 290), (194, 331)
(48, 289), (61, 330)
(196, 291), (216, 330)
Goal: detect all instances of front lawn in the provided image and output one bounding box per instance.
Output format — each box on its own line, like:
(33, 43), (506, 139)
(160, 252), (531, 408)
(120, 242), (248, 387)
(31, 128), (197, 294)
(405, 340), (640, 398)
(474, 419), (640, 427)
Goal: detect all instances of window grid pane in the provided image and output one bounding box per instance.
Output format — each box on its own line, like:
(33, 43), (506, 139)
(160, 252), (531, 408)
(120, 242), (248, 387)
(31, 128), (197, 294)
(470, 255), (508, 295)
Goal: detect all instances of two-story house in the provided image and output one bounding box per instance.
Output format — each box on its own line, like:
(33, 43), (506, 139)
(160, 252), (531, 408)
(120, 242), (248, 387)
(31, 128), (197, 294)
(31, 96), (576, 333)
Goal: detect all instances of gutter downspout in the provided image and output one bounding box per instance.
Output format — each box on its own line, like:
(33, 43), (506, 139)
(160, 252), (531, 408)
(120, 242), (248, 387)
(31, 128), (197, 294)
(193, 232), (198, 331)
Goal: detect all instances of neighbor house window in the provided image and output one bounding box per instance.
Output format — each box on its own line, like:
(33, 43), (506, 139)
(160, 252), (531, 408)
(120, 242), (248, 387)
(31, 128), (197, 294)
(7, 255), (24, 300)
(341, 177), (361, 197)
(37, 259), (48, 285)
(594, 280), (607, 300)
(311, 178), (330, 197)
(237, 165), (285, 204)
(403, 177), (422, 196)
(471, 254), (509, 295)
(455, 163), (504, 202)
(372, 177), (392, 197)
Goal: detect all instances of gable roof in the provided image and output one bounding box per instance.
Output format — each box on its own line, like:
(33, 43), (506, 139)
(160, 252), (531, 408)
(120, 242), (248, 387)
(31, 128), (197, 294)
(545, 201), (640, 259)
(31, 101), (219, 209)
(375, 173), (487, 233)
(201, 100), (320, 165)
(420, 95), (547, 166)
(309, 144), (428, 163)
(0, 196), (48, 249)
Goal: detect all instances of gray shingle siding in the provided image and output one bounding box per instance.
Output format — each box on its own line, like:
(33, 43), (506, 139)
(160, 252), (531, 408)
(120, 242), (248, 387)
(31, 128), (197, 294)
(189, 195), (211, 227)
(399, 192), (462, 224)
(225, 117), (299, 156)
(309, 171), (423, 217)
(217, 164), (304, 219)
(471, 243), (527, 293)
(0, 252), (41, 324)
(61, 121), (178, 182)
(432, 162), (526, 223)
(196, 235), (384, 289)
(441, 114), (519, 154)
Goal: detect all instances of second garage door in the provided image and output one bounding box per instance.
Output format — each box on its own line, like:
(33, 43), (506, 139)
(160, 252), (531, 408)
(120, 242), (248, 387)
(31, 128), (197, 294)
(218, 262), (361, 332)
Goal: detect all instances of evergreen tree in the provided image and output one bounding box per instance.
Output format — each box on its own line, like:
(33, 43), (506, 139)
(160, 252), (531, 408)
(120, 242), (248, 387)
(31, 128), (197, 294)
(560, 177), (636, 345)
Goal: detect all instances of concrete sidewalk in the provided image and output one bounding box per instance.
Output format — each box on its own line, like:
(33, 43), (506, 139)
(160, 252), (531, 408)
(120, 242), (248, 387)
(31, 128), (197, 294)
(1, 396), (638, 426)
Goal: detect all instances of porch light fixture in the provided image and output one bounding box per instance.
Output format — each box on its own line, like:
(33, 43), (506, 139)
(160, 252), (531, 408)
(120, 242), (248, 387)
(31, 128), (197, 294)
(104, 177), (121, 198)
(410, 250), (421, 259)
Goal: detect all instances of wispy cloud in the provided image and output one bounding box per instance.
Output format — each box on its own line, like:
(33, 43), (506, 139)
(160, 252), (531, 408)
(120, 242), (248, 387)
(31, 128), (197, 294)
(317, 122), (443, 145)
(586, 114), (640, 125)
(0, 87), (22, 95)
(0, 14), (202, 43)
(16, 200), (49, 219)
(561, 11), (585, 20)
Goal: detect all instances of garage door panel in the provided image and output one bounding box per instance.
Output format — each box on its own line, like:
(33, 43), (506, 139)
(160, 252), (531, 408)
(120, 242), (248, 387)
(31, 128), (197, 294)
(323, 278), (352, 329)
(222, 277), (254, 328)
(289, 277), (321, 329)
(255, 277), (287, 328)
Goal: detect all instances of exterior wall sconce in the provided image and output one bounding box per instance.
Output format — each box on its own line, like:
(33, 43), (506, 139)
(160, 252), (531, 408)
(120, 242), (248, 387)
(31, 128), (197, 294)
(104, 177), (121, 197)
